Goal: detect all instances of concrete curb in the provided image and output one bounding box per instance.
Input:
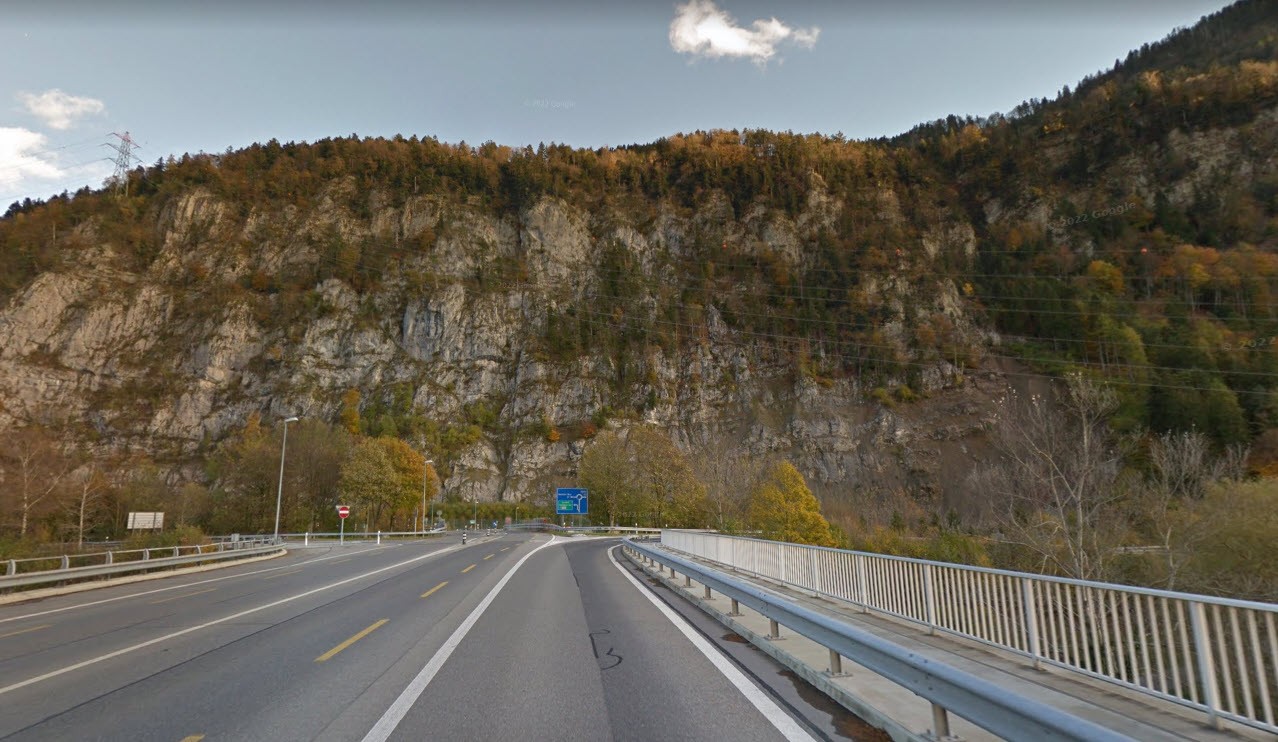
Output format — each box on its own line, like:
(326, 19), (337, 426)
(623, 547), (926, 742)
(0, 548), (288, 606)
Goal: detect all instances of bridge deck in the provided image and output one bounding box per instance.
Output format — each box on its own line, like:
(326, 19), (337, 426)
(644, 549), (1269, 742)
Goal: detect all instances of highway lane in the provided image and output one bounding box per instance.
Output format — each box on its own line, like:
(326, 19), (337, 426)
(0, 534), (866, 741)
(0, 537), (482, 698)
(364, 537), (811, 742)
(0, 534), (504, 740)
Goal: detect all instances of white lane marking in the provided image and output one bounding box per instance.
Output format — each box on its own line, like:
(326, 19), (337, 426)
(0, 545), (397, 625)
(608, 546), (816, 742)
(0, 544), (465, 697)
(360, 537), (560, 742)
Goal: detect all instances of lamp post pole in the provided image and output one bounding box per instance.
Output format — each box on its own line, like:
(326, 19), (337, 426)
(421, 458), (434, 533)
(273, 416), (299, 542)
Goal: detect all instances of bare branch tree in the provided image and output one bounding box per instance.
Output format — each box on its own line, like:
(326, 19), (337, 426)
(690, 433), (762, 531)
(64, 464), (109, 548)
(0, 425), (75, 537)
(982, 373), (1128, 581)
(1135, 430), (1214, 590)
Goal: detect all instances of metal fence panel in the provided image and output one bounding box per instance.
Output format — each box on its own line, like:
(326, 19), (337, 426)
(660, 530), (1278, 735)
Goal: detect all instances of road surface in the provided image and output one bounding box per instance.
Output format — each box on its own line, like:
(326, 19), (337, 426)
(0, 534), (871, 741)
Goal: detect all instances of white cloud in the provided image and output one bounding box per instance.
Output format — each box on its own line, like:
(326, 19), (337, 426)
(669, 0), (820, 66)
(18, 89), (106, 130)
(0, 127), (63, 191)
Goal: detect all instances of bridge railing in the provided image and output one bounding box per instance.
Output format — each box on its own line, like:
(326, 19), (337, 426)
(626, 538), (1133, 742)
(660, 530), (1278, 736)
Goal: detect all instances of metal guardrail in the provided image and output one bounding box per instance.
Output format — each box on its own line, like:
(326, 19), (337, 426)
(1, 538), (282, 590)
(624, 538), (1134, 742)
(276, 530), (449, 544)
(661, 530), (1278, 735)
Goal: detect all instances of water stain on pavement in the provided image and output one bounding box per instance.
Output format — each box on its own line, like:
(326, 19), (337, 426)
(721, 632), (760, 650)
(777, 669), (893, 741)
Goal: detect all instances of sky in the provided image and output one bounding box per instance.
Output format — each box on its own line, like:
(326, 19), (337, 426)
(1, 0), (1232, 207)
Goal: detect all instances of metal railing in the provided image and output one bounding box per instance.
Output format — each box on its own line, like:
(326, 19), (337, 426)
(276, 529), (448, 544)
(624, 538), (1134, 742)
(661, 530), (1278, 735)
(1, 537), (282, 590)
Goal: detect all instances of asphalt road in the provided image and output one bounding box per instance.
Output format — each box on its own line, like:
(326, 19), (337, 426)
(0, 534), (869, 741)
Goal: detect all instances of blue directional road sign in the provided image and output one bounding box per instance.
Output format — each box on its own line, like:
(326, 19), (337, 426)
(556, 487), (589, 515)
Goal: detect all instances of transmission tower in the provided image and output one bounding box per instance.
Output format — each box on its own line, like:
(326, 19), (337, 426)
(105, 131), (140, 197)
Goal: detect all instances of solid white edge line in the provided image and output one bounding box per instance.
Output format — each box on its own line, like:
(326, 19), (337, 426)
(607, 545), (817, 742)
(0, 544), (464, 697)
(360, 536), (560, 742)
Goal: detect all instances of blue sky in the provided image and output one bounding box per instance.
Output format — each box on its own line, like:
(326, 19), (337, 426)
(1, 0), (1230, 206)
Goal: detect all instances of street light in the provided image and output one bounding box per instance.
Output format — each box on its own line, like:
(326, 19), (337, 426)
(273, 416), (299, 542)
(421, 457), (434, 533)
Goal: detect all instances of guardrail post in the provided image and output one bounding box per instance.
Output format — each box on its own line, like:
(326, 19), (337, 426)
(768, 619), (782, 640)
(923, 564), (937, 635)
(1021, 578), (1043, 670)
(173, 546), (180, 558)
(377, 530), (382, 545)
(6, 559), (14, 576)
(305, 532), (309, 546)
(931, 703), (952, 740)
(827, 649), (845, 677)
(684, 574), (692, 587)
(729, 598), (741, 616)
(143, 548), (150, 561)
(703, 585), (712, 599)
(61, 555), (69, 570)
(106, 550), (113, 565)
(1189, 601), (1222, 729)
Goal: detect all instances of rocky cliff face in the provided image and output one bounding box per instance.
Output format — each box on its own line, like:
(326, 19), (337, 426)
(0, 178), (1004, 509)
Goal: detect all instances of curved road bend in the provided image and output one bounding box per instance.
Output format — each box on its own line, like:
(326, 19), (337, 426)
(0, 535), (871, 741)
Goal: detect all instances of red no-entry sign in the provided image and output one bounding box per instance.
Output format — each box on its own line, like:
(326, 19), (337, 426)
(337, 505), (350, 519)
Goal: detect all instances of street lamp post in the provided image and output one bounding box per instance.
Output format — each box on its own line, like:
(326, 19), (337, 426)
(421, 458), (434, 533)
(273, 416), (299, 542)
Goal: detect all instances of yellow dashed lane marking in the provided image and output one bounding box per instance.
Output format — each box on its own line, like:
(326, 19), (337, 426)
(0, 624), (51, 639)
(179, 735), (205, 742)
(315, 619), (389, 663)
(150, 588), (217, 605)
(420, 581), (447, 599)
(483, 554), (494, 560)
(461, 564), (476, 574)
(264, 569), (303, 580)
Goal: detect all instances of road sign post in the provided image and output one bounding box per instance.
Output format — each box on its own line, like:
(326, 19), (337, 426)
(555, 488), (588, 520)
(337, 505), (349, 544)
